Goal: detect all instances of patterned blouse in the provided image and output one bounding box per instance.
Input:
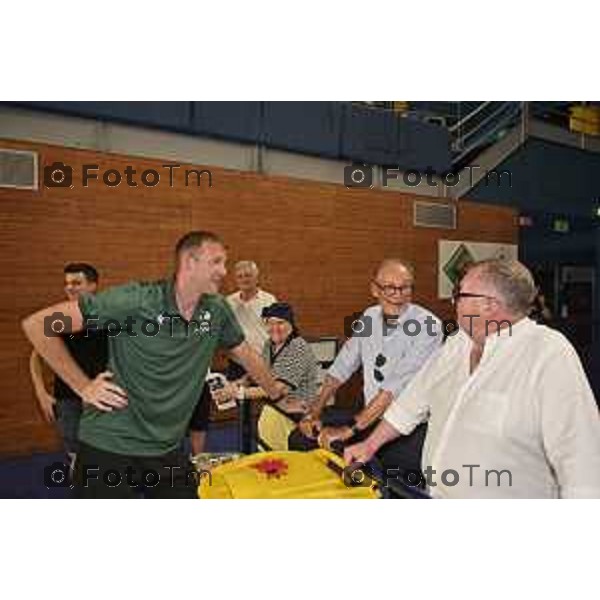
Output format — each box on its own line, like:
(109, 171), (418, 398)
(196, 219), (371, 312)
(262, 335), (319, 402)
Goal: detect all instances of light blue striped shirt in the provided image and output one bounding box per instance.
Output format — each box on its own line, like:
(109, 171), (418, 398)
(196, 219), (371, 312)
(328, 303), (443, 404)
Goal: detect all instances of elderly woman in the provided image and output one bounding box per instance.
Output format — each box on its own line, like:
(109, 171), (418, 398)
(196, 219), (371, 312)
(213, 302), (318, 449)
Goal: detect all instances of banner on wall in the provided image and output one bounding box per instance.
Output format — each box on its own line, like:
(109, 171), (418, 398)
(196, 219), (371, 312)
(438, 240), (518, 299)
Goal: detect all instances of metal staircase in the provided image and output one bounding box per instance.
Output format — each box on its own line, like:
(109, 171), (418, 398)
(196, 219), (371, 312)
(449, 102), (525, 198)
(447, 101), (600, 198)
(450, 102), (523, 168)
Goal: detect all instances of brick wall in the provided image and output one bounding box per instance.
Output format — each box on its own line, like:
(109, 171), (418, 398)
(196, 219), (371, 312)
(0, 138), (517, 456)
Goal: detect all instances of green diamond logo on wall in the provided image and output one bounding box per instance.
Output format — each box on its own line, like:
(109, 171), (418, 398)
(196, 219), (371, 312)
(443, 244), (476, 286)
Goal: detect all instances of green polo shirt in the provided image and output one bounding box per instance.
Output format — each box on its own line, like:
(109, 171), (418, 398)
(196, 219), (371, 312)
(77, 279), (244, 456)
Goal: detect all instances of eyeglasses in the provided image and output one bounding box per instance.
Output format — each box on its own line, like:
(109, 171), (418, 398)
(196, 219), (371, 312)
(373, 281), (413, 296)
(451, 291), (498, 306)
(374, 353), (386, 383)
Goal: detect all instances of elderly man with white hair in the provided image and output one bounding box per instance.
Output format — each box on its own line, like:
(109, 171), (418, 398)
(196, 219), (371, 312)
(346, 259), (600, 499)
(225, 261), (277, 379)
(290, 258), (443, 482)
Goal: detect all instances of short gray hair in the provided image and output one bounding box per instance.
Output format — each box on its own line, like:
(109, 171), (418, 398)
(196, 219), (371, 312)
(467, 259), (536, 315)
(235, 260), (259, 275)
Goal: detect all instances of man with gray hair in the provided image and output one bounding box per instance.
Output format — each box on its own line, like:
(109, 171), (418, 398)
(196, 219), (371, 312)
(225, 260), (277, 380)
(346, 259), (600, 498)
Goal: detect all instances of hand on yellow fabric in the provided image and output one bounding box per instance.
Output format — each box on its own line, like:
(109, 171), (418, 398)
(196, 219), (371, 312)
(344, 440), (376, 465)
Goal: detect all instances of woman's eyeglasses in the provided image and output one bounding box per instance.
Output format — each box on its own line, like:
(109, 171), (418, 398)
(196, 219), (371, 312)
(374, 353), (386, 382)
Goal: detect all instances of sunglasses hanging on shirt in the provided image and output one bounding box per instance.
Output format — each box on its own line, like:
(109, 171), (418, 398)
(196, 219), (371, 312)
(374, 353), (387, 383)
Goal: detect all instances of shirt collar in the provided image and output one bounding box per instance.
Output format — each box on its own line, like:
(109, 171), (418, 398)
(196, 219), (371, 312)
(374, 302), (414, 324)
(165, 278), (212, 320)
(486, 314), (531, 342)
(165, 278), (179, 316)
(477, 315), (534, 359)
(454, 316), (533, 353)
(237, 289), (262, 303)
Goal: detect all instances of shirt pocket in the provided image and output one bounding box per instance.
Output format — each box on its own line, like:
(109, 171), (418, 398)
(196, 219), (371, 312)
(463, 391), (510, 437)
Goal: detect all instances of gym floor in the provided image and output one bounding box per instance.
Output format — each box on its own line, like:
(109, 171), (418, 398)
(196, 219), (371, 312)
(0, 423), (239, 499)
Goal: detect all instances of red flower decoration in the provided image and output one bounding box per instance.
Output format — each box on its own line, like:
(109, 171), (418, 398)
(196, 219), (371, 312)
(250, 458), (289, 479)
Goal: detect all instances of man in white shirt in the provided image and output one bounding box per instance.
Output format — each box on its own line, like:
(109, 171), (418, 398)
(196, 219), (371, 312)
(225, 260), (277, 380)
(345, 259), (600, 498)
(290, 259), (443, 479)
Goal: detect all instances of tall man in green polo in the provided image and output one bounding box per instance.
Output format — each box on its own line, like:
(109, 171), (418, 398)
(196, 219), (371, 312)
(22, 231), (284, 498)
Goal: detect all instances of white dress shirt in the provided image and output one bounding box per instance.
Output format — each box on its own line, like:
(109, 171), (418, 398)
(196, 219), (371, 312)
(226, 289), (277, 354)
(384, 317), (600, 498)
(328, 303), (443, 404)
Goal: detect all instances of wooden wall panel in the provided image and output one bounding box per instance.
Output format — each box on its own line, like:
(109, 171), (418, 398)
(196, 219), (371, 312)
(0, 138), (517, 457)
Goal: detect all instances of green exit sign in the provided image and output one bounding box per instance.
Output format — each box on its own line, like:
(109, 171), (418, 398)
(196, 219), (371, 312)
(553, 218), (570, 233)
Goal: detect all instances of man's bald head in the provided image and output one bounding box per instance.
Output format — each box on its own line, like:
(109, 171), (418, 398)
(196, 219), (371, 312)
(371, 258), (415, 314)
(374, 258), (414, 283)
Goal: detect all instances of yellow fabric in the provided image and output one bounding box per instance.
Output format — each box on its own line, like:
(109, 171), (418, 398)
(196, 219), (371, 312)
(257, 404), (297, 451)
(199, 449), (378, 499)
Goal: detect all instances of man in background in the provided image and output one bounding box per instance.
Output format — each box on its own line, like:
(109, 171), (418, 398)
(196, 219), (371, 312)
(226, 260), (277, 377)
(29, 263), (107, 464)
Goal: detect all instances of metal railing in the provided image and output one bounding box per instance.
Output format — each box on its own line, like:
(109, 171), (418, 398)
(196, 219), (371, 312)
(449, 101), (522, 167)
(353, 101), (523, 169)
(352, 101), (600, 171)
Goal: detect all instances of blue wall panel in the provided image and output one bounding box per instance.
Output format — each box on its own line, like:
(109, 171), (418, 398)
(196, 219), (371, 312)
(341, 104), (404, 165)
(190, 102), (261, 143)
(262, 101), (343, 159)
(398, 116), (451, 173)
(469, 138), (600, 218)
(11, 101), (192, 132)
(341, 105), (451, 172)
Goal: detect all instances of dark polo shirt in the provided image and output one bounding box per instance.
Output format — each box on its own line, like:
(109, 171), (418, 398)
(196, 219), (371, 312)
(78, 279), (244, 456)
(54, 330), (108, 401)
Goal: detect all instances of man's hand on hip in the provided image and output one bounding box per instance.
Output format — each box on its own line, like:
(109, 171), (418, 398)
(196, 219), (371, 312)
(80, 371), (128, 412)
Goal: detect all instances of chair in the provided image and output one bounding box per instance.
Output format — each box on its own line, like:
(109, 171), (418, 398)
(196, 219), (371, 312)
(256, 337), (341, 452)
